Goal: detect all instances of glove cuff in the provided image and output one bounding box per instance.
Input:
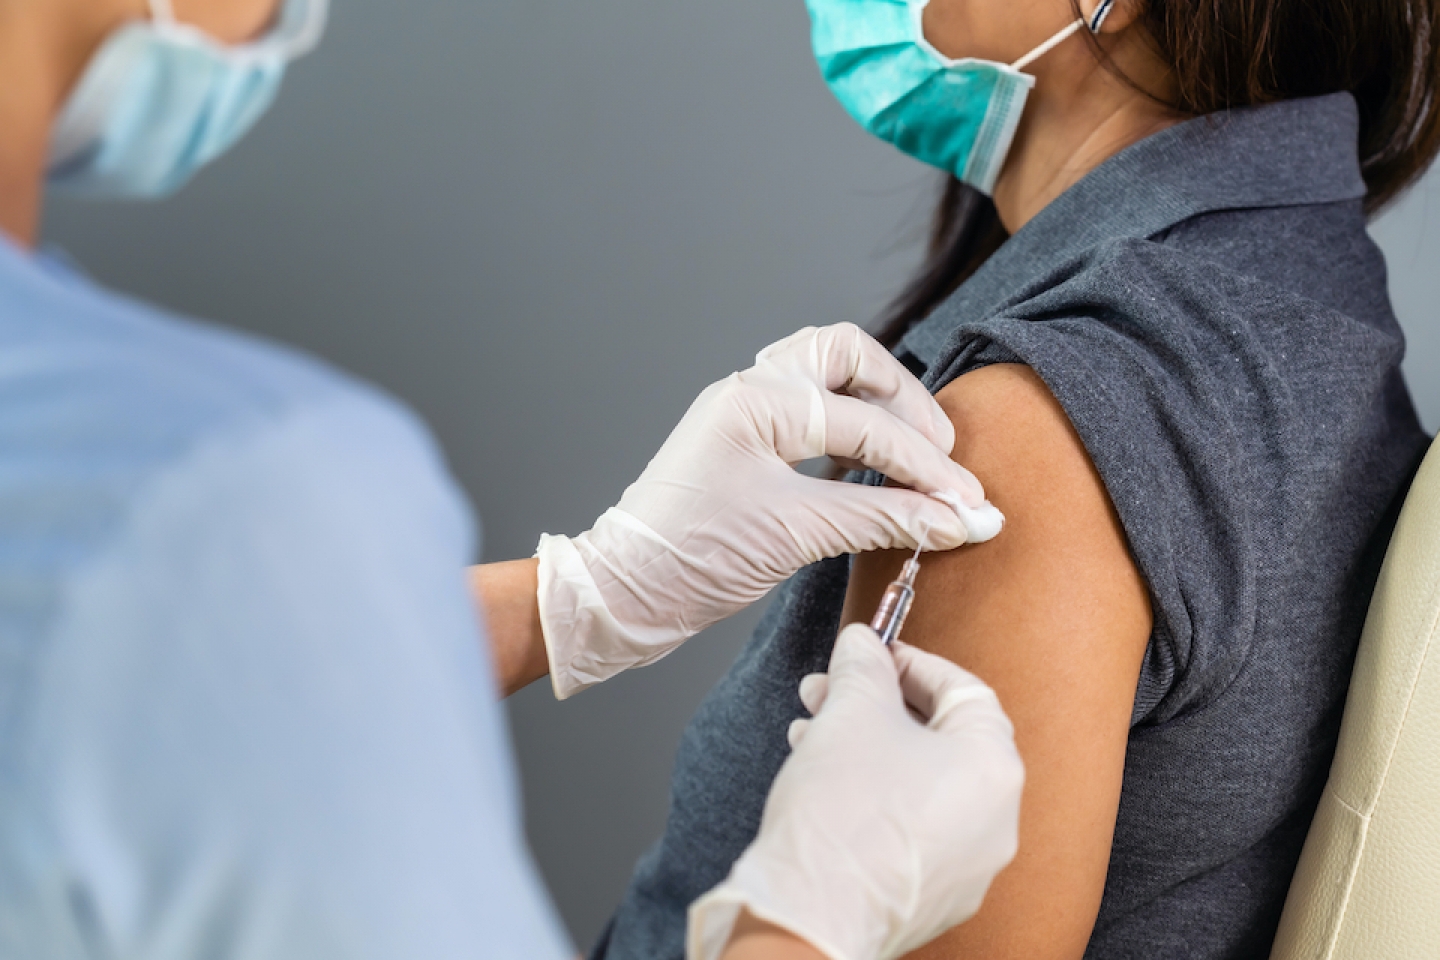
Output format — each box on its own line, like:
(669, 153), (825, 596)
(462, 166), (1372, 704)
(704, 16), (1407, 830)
(535, 510), (695, 699)
(535, 532), (629, 699)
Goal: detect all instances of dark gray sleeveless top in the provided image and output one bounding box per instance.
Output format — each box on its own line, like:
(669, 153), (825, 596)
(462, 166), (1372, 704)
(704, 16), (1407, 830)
(592, 94), (1432, 960)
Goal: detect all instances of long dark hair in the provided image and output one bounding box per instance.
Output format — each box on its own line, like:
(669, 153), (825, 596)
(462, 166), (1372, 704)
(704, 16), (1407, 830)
(874, 0), (1440, 348)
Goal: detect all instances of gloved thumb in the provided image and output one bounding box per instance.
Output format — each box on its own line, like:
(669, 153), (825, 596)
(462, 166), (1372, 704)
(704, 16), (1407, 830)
(785, 672), (830, 748)
(891, 640), (1011, 737)
(798, 673), (829, 715)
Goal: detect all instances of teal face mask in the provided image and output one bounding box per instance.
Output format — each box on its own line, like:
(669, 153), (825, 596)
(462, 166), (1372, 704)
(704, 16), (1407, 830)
(47, 0), (328, 199)
(808, 0), (1114, 195)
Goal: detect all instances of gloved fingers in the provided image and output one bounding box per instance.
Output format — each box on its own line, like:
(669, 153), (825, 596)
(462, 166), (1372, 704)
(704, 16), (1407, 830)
(798, 673), (829, 715)
(818, 623), (905, 712)
(892, 640), (1013, 737)
(786, 717), (812, 749)
(813, 323), (957, 453)
(820, 391), (983, 503)
(930, 489), (1006, 544)
(799, 479), (1002, 554)
(755, 323), (956, 453)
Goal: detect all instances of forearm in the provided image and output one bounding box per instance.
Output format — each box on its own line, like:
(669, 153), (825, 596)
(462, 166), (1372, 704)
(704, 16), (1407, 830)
(469, 559), (550, 696)
(720, 911), (829, 960)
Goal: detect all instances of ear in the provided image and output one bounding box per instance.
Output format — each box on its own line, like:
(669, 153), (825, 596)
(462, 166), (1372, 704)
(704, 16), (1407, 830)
(1084, 0), (1141, 34)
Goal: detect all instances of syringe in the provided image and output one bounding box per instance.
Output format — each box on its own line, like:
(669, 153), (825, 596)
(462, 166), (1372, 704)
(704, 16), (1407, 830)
(869, 535), (926, 646)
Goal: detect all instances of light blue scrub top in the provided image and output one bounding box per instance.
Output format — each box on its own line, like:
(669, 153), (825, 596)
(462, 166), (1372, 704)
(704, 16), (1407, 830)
(0, 236), (573, 959)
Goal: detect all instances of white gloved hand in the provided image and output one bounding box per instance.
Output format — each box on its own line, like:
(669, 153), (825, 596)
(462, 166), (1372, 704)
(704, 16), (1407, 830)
(687, 624), (1024, 960)
(536, 323), (1005, 698)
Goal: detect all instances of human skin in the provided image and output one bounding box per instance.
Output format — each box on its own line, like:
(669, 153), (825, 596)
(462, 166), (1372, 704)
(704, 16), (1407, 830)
(837, 2), (1179, 957)
(923, 0), (1182, 234)
(842, 367), (1153, 959)
(472, 558), (549, 696)
(0, 0), (278, 245)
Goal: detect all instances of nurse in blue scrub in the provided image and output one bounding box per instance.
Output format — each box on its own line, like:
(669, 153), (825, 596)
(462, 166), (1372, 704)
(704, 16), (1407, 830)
(0, 0), (1024, 958)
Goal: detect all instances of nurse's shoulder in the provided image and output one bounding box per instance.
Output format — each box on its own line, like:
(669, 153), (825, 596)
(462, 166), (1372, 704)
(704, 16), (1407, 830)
(0, 238), (473, 569)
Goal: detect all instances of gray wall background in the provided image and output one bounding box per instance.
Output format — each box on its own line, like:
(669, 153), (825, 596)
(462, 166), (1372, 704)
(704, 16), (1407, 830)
(42, 0), (1440, 949)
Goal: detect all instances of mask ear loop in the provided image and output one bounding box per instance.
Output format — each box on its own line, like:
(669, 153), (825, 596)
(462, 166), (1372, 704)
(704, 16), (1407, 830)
(1089, 0), (1117, 32)
(1010, 0), (1118, 71)
(144, 0), (324, 61)
(1010, 20), (1081, 71)
(275, 0), (330, 60)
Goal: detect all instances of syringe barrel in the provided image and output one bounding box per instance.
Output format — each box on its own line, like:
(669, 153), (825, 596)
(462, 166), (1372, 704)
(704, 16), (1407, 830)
(870, 581), (915, 645)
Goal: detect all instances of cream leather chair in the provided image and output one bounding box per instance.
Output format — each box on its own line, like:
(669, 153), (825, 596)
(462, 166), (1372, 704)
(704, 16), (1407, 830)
(1270, 439), (1440, 959)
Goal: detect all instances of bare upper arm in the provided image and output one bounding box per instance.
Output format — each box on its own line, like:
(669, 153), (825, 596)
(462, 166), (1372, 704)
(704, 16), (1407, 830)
(840, 363), (1153, 959)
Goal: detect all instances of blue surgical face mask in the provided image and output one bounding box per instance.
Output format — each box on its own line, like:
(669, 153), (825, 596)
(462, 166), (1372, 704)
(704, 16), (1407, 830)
(808, 0), (1114, 195)
(47, 0), (328, 199)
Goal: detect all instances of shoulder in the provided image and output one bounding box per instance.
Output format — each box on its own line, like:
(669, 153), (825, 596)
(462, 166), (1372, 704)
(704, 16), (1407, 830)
(1154, 199), (1396, 329)
(1039, 222), (1404, 382)
(0, 242), (403, 454)
(921, 222), (1418, 720)
(0, 242), (465, 562)
(0, 246), (475, 701)
(932, 226), (1405, 521)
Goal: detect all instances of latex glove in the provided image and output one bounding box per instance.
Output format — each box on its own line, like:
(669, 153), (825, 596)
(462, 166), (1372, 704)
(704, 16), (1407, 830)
(688, 625), (1023, 960)
(536, 323), (1005, 698)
